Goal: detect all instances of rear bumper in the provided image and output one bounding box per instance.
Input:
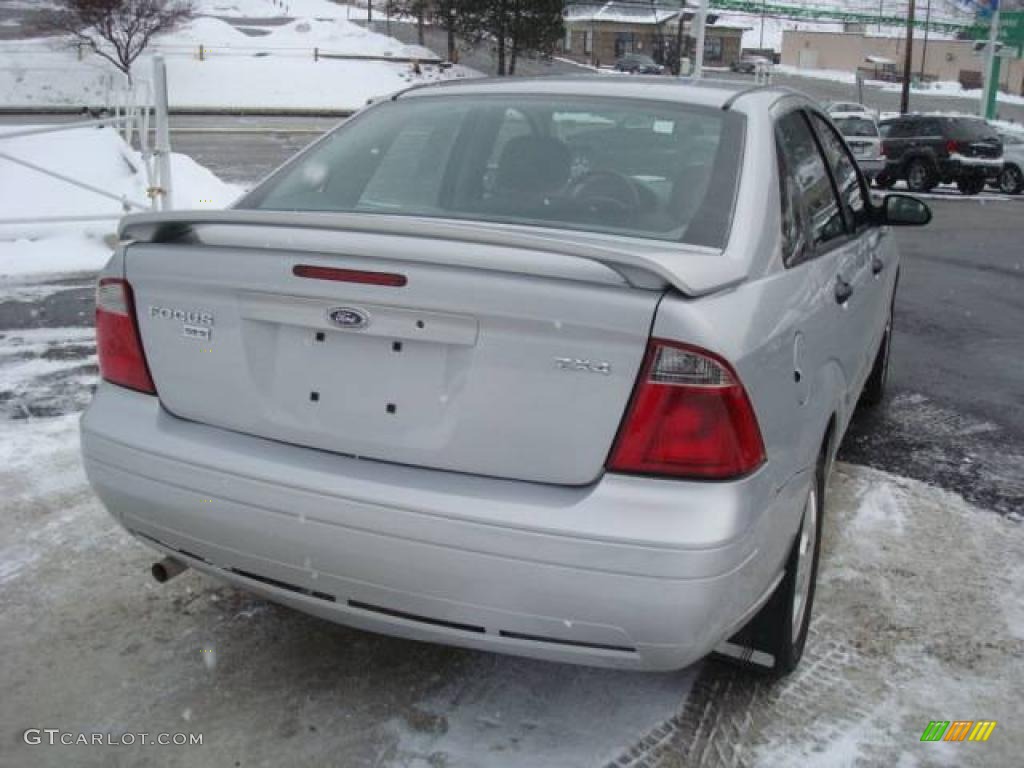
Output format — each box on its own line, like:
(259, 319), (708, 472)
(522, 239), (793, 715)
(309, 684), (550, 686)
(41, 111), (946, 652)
(942, 156), (1004, 178)
(80, 383), (806, 670)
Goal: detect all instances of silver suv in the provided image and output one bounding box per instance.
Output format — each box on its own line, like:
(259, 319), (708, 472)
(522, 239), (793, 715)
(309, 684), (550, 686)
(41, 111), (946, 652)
(81, 78), (930, 675)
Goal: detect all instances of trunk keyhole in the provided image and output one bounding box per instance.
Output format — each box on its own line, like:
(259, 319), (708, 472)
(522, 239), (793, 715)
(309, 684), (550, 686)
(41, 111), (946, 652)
(310, 391), (320, 402)
(386, 403), (397, 414)
(315, 332), (325, 342)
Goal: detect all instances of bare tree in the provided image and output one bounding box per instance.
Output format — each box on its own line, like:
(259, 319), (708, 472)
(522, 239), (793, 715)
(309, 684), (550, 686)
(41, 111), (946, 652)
(44, 0), (195, 85)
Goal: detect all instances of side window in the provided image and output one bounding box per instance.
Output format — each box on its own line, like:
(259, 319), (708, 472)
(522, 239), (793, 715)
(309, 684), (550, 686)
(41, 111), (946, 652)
(809, 113), (869, 232)
(775, 110), (846, 267)
(882, 120), (906, 139)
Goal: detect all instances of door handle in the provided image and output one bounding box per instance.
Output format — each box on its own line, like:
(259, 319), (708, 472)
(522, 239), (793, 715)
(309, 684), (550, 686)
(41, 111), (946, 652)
(835, 278), (853, 304)
(872, 257), (885, 275)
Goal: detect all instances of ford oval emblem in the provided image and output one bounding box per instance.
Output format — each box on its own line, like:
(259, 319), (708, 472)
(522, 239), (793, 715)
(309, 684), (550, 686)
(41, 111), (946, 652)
(327, 307), (370, 329)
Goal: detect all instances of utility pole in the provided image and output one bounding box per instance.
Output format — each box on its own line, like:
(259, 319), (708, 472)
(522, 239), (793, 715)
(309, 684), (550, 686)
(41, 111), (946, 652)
(760, 0), (766, 49)
(693, 0), (708, 78)
(900, 0), (916, 114)
(878, 0), (884, 34)
(920, 0), (931, 80)
(981, 0), (1002, 120)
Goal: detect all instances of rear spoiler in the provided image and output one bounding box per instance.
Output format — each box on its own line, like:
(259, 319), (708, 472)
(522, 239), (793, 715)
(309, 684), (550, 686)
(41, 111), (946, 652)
(118, 209), (748, 297)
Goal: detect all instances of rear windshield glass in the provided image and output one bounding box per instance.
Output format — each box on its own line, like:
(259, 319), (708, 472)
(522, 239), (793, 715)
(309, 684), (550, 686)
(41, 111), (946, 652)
(834, 117), (878, 137)
(947, 118), (999, 141)
(240, 95), (745, 248)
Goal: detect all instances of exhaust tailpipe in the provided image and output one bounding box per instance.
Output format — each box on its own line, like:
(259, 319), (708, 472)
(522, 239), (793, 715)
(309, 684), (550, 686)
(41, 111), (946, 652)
(152, 557), (188, 583)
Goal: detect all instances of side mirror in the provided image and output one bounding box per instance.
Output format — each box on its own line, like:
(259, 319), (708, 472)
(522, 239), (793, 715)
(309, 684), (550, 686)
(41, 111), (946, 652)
(880, 194), (931, 226)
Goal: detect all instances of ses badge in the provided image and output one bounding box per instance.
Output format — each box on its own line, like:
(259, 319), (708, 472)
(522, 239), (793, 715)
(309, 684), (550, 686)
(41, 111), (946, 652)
(149, 305), (214, 342)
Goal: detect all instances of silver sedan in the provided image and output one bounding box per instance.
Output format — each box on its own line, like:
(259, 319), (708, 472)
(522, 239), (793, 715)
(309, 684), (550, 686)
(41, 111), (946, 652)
(81, 77), (930, 674)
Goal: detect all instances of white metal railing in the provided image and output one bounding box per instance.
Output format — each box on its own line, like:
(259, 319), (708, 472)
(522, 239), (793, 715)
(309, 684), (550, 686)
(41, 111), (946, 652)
(0, 56), (173, 228)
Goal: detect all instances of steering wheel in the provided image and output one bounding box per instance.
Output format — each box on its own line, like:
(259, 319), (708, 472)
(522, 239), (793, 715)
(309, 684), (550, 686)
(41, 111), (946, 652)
(569, 170), (641, 225)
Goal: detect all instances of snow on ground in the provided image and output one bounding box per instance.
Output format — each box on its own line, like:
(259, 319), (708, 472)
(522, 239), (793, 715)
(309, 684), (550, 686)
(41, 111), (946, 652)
(877, 78), (1024, 107)
(748, 464), (1024, 767)
(0, 125), (242, 278)
(0, 12), (476, 111)
(775, 63), (1024, 108)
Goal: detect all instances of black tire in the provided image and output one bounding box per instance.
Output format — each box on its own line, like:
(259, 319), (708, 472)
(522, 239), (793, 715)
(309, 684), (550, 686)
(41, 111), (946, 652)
(860, 290), (894, 408)
(905, 158), (935, 193)
(998, 165), (1024, 195)
(957, 176), (985, 196)
(718, 446), (826, 677)
(874, 172), (895, 189)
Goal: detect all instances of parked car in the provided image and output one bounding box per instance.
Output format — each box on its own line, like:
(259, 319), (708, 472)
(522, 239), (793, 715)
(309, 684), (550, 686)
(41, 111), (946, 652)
(833, 115), (885, 181)
(876, 114), (1003, 194)
(81, 79), (930, 676)
(614, 53), (665, 74)
(731, 55), (770, 74)
(993, 131), (1024, 195)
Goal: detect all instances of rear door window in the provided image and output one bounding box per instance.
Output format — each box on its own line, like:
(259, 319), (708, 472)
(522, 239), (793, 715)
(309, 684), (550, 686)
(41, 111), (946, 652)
(809, 113), (869, 232)
(775, 110), (846, 266)
(948, 118), (999, 141)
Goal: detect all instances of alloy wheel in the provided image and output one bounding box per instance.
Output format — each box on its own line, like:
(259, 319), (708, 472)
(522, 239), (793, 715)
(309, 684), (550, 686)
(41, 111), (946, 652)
(791, 485), (818, 638)
(999, 166), (1023, 195)
(907, 162), (929, 192)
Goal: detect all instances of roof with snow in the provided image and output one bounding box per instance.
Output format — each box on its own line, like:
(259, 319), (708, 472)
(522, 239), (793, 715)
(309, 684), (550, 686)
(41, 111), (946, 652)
(564, 2), (689, 25)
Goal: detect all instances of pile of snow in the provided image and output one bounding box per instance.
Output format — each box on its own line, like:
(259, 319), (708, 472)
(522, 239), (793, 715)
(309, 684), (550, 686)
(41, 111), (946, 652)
(0, 125), (242, 278)
(171, 14), (429, 57)
(198, 0), (363, 18)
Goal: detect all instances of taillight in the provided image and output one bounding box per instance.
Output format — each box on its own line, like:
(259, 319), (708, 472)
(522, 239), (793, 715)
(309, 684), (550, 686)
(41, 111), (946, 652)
(607, 340), (765, 480)
(946, 139), (961, 154)
(96, 278), (156, 394)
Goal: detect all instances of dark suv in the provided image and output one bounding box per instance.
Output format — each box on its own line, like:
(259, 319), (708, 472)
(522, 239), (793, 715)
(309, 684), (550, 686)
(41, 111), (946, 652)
(876, 115), (1003, 195)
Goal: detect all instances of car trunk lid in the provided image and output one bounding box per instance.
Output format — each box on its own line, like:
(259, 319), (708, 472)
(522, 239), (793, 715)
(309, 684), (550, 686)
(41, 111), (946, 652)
(121, 212), (740, 485)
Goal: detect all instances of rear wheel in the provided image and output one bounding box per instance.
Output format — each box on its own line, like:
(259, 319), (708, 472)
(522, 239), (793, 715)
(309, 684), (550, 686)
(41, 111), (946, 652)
(957, 176), (985, 195)
(770, 456), (824, 675)
(905, 159), (935, 193)
(717, 446), (826, 677)
(998, 165), (1023, 195)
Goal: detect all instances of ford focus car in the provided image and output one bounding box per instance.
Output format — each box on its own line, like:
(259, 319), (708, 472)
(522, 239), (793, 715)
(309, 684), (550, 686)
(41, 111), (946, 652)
(81, 77), (930, 674)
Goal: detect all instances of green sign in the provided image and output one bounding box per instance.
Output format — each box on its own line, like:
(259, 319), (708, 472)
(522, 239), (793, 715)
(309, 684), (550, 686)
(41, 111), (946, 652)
(1001, 11), (1024, 48)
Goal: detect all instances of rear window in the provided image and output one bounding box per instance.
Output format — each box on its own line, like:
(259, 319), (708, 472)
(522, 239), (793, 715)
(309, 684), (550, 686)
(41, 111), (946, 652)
(240, 94), (745, 248)
(834, 117), (878, 137)
(946, 118), (999, 141)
